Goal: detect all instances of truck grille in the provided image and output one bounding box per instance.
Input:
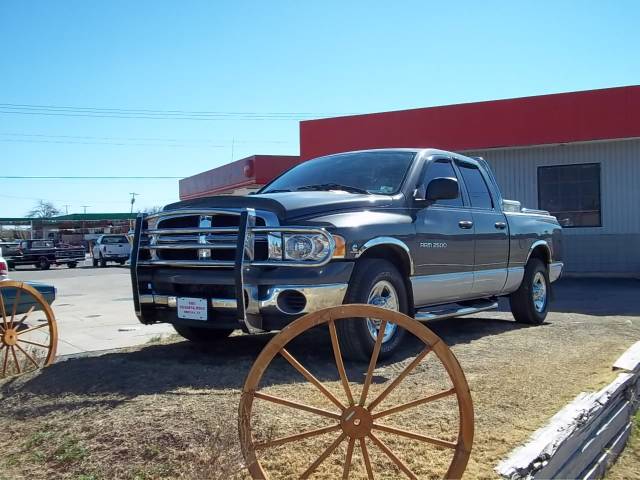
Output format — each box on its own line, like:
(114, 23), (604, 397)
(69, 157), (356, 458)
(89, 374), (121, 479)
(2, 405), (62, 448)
(134, 208), (335, 269)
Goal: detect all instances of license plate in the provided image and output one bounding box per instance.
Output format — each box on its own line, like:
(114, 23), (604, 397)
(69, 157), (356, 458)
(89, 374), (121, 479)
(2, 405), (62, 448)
(177, 297), (208, 321)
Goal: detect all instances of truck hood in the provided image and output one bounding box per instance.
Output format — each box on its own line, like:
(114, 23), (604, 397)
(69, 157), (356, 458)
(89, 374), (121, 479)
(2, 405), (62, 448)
(164, 191), (396, 221)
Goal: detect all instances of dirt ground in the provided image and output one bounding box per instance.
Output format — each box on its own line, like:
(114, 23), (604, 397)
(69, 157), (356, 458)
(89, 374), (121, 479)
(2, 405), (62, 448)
(1, 278), (639, 479)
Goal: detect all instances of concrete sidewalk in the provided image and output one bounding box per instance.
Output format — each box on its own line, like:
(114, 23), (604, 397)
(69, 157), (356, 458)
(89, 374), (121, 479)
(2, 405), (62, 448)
(11, 265), (174, 356)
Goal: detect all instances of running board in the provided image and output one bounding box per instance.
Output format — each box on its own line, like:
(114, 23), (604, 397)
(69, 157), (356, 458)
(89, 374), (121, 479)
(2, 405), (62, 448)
(414, 300), (498, 322)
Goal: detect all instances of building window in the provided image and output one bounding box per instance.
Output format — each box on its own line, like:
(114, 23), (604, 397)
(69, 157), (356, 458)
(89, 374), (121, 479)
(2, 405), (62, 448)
(537, 163), (601, 228)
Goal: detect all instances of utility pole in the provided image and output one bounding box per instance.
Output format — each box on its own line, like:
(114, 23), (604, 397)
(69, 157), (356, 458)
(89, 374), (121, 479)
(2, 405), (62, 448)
(63, 204), (70, 215)
(80, 205), (90, 239)
(129, 193), (139, 230)
(81, 205), (90, 214)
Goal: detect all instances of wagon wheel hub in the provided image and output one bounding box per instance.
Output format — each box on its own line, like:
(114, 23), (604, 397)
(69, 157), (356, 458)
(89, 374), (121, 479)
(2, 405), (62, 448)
(2, 328), (17, 346)
(340, 405), (373, 439)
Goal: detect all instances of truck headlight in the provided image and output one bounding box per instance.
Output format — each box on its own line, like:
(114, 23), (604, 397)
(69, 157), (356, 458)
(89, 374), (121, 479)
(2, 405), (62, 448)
(283, 234), (332, 261)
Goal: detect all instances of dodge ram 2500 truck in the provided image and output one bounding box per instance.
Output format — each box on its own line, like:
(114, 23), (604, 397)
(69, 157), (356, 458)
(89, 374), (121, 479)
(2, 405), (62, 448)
(130, 148), (563, 359)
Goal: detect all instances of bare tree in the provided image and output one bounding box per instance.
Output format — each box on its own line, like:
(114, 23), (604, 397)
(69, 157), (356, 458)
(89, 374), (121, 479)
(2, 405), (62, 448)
(142, 206), (163, 214)
(26, 200), (60, 218)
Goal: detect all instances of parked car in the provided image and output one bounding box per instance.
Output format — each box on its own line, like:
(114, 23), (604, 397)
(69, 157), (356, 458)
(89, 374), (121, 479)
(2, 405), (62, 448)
(91, 234), (131, 267)
(130, 148), (563, 359)
(0, 255), (56, 312)
(9, 239), (85, 270)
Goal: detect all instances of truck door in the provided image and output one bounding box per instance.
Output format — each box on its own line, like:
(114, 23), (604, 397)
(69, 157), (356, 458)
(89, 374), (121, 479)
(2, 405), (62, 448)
(455, 160), (509, 296)
(413, 157), (476, 306)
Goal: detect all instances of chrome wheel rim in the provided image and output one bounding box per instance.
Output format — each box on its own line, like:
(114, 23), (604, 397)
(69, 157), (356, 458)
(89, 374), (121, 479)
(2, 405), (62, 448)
(366, 280), (399, 343)
(532, 272), (547, 313)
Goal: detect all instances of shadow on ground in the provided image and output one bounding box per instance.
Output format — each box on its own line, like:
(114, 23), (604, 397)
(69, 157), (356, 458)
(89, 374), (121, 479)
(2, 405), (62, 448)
(1, 313), (530, 411)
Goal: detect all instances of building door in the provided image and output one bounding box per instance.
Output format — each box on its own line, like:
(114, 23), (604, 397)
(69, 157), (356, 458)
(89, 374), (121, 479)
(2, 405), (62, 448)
(413, 157), (476, 306)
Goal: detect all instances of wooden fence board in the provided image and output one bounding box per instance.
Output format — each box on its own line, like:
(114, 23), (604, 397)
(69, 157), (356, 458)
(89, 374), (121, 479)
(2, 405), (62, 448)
(613, 340), (640, 373)
(580, 422), (632, 479)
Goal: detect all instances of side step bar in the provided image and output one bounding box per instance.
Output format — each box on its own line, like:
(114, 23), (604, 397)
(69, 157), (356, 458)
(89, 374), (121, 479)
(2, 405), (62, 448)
(414, 300), (498, 322)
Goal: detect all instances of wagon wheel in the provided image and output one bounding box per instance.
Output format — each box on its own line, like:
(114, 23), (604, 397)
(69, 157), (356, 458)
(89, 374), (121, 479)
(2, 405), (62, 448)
(0, 281), (58, 379)
(239, 304), (474, 479)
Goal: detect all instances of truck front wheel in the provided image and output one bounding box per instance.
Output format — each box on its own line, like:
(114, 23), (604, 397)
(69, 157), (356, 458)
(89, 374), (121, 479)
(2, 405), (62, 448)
(510, 258), (550, 325)
(173, 325), (234, 343)
(37, 257), (50, 270)
(336, 258), (408, 361)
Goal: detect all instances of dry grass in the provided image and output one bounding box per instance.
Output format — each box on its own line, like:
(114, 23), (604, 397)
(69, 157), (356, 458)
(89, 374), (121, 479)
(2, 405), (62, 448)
(606, 411), (640, 480)
(1, 281), (639, 479)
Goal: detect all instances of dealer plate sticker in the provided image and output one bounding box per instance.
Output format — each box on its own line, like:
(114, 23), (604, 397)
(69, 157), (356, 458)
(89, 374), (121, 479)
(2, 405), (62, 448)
(177, 297), (208, 321)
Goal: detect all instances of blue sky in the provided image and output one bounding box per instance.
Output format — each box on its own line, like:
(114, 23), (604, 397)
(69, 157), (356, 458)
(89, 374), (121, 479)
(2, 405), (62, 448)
(1, 1), (638, 217)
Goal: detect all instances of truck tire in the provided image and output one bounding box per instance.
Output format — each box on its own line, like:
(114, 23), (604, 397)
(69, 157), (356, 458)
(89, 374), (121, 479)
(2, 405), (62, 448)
(37, 257), (51, 270)
(510, 258), (550, 325)
(100, 255), (107, 268)
(336, 258), (408, 361)
(92, 257), (98, 267)
(173, 325), (234, 343)
(67, 262), (77, 269)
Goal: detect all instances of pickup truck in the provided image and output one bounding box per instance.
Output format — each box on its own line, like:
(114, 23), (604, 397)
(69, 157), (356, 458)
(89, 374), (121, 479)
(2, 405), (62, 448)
(91, 234), (131, 267)
(130, 148), (563, 359)
(10, 239), (85, 270)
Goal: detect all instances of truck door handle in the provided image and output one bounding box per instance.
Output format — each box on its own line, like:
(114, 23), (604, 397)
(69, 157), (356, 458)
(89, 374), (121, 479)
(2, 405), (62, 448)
(495, 222), (507, 229)
(458, 220), (473, 229)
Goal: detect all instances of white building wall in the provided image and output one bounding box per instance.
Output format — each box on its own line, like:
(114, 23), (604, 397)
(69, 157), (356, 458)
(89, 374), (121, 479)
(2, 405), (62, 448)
(464, 138), (640, 275)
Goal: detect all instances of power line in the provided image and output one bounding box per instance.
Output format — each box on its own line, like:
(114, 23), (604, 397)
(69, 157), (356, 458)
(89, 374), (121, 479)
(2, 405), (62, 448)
(0, 175), (182, 179)
(0, 102), (357, 121)
(0, 132), (293, 144)
(0, 102), (354, 116)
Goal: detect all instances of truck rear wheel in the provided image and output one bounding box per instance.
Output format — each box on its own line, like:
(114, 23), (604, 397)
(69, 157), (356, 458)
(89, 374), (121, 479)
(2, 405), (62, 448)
(336, 258), (408, 361)
(37, 257), (50, 270)
(510, 258), (550, 325)
(67, 262), (77, 269)
(173, 325), (234, 343)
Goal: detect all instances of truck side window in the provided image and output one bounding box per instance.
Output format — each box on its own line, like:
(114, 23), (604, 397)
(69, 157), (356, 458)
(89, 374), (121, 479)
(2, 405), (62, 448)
(458, 164), (493, 209)
(421, 159), (463, 207)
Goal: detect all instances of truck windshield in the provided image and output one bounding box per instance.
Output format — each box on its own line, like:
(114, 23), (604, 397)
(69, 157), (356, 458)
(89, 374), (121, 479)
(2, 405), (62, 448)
(261, 151), (416, 195)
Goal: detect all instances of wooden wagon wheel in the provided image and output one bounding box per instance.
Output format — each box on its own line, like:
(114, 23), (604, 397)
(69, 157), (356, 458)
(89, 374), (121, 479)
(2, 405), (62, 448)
(239, 304), (474, 479)
(0, 281), (58, 379)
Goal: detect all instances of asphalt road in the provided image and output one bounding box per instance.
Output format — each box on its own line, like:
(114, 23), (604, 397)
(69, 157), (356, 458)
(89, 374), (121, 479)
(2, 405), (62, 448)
(9, 262), (174, 356)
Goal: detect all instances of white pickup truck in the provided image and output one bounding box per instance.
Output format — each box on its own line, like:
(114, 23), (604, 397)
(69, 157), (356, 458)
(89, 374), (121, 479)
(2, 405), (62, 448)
(92, 234), (131, 267)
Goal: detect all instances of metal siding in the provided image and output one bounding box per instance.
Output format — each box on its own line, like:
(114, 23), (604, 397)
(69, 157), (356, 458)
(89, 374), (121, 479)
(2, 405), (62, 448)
(464, 139), (640, 274)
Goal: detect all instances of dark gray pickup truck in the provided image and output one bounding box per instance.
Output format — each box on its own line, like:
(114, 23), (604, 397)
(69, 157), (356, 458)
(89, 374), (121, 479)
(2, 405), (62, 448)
(131, 148), (563, 359)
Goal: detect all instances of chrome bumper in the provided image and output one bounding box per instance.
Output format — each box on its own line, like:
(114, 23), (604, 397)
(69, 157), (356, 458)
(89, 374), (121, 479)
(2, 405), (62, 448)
(549, 262), (563, 282)
(139, 282), (348, 317)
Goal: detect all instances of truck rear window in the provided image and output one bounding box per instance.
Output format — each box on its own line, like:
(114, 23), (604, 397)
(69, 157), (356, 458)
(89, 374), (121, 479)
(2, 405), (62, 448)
(101, 236), (128, 244)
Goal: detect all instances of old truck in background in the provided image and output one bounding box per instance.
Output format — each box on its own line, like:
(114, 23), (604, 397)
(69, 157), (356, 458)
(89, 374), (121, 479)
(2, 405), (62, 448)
(130, 148), (563, 359)
(9, 239), (85, 270)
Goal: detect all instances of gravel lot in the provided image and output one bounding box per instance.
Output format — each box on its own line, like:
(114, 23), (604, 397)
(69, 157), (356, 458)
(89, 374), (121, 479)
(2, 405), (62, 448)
(1, 278), (639, 479)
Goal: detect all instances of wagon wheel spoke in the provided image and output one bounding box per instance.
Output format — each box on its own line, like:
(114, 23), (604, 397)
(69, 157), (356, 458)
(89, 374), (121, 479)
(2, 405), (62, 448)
(280, 348), (345, 410)
(9, 286), (22, 328)
(360, 437), (375, 479)
(360, 319), (387, 406)
(10, 346), (21, 374)
(372, 388), (456, 419)
(14, 342), (40, 370)
(342, 437), (355, 480)
(368, 432), (418, 479)
(255, 424), (341, 450)
(328, 320), (354, 406)
(372, 423), (457, 450)
(0, 290), (7, 331)
(367, 345), (433, 412)
(1, 346), (9, 376)
(12, 306), (35, 330)
(17, 338), (50, 349)
(253, 391), (341, 420)
(299, 432), (347, 479)
(16, 322), (49, 336)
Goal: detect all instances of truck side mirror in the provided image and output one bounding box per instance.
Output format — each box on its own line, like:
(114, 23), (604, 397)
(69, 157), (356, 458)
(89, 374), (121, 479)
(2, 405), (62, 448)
(425, 177), (459, 201)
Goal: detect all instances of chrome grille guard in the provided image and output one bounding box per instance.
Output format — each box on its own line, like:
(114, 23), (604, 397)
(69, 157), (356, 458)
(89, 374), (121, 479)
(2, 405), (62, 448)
(130, 208), (336, 333)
